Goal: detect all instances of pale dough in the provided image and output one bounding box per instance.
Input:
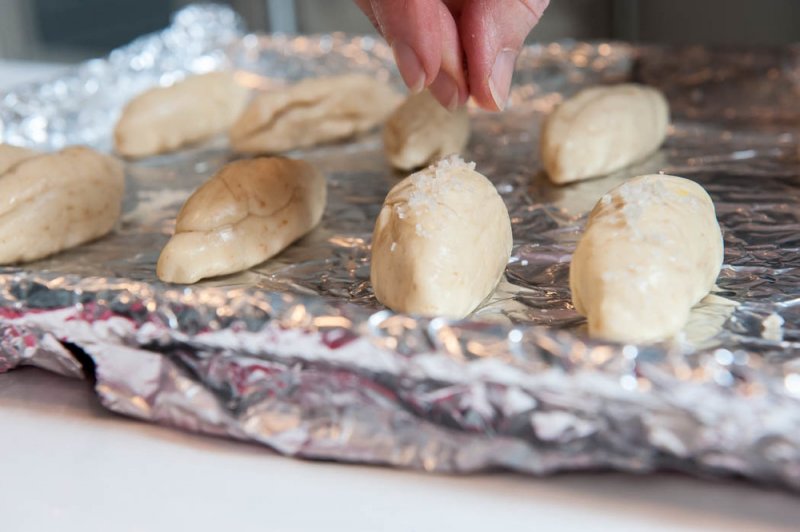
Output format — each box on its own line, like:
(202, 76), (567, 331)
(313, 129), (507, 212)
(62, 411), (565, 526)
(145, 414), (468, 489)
(570, 174), (724, 343)
(371, 156), (512, 318)
(0, 144), (38, 174)
(0, 145), (124, 264)
(230, 74), (400, 154)
(115, 72), (249, 158)
(157, 157), (327, 284)
(383, 90), (470, 171)
(541, 84), (669, 185)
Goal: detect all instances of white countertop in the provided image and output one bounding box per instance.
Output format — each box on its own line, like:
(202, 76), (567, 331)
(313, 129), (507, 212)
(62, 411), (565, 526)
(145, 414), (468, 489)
(2, 61), (799, 532)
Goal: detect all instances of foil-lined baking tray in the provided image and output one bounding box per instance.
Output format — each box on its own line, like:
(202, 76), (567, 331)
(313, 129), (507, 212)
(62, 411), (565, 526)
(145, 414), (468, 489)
(2, 4), (800, 488)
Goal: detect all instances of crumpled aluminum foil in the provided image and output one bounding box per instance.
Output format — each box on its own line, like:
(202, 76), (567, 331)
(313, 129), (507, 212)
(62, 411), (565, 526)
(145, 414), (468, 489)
(2, 4), (800, 489)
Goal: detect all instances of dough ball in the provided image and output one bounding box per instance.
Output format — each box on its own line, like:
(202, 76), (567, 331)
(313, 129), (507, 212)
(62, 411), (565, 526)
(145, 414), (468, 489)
(383, 90), (470, 171)
(230, 74), (401, 154)
(371, 155), (512, 318)
(157, 157), (327, 284)
(115, 72), (249, 159)
(570, 174), (724, 343)
(0, 145), (124, 264)
(541, 84), (670, 185)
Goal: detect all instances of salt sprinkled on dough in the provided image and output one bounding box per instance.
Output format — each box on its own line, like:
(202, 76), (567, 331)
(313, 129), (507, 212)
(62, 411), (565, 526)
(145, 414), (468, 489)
(390, 242), (397, 252)
(393, 155), (477, 238)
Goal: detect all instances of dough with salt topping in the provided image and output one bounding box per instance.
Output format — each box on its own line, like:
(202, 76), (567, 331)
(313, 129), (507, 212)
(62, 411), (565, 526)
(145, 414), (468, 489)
(0, 144), (124, 264)
(383, 90), (470, 171)
(230, 74), (400, 154)
(371, 155), (512, 318)
(541, 84), (669, 185)
(157, 157), (326, 284)
(115, 72), (249, 158)
(570, 174), (723, 343)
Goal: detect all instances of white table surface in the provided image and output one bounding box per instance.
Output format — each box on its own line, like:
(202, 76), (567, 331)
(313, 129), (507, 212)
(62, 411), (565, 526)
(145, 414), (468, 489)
(2, 61), (799, 532)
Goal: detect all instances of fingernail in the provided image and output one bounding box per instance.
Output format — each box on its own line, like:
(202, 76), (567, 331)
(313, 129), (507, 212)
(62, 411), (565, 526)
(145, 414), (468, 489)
(489, 48), (518, 111)
(392, 42), (425, 94)
(428, 73), (460, 111)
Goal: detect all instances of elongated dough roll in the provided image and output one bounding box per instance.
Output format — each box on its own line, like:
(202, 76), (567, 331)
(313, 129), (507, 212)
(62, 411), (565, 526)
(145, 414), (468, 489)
(115, 72), (249, 158)
(541, 84), (669, 185)
(0, 144), (38, 174)
(157, 157), (326, 284)
(383, 90), (470, 171)
(371, 156), (512, 318)
(0, 145), (124, 264)
(230, 74), (400, 154)
(570, 174), (724, 343)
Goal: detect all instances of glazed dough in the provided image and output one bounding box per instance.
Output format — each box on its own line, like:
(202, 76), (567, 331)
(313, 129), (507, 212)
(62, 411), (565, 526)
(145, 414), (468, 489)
(115, 72), (249, 158)
(230, 74), (400, 154)
(157, 157), (326, 284)
(570, 174), (724, 343)
(371, 156), (512, 318)
(0, 145), (124, 264)
(541, 84), (669, 185)
(383, 90), (470, 171)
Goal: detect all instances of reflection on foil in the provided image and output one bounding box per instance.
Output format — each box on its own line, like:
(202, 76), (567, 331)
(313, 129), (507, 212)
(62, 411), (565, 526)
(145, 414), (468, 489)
(1, 4), (800, 489)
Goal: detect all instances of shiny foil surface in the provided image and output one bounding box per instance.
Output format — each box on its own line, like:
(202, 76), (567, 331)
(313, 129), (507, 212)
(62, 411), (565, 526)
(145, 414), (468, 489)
(1, 4), (800, 488)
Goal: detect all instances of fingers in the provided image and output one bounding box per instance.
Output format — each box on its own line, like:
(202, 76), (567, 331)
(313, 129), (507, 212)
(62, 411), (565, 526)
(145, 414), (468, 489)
(460, 0), (550, 110)
(369, 0), (444, 94)
(427, 2), (468, 109)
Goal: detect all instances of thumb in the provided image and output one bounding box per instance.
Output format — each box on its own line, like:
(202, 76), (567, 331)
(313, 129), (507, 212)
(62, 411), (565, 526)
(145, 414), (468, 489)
(460, 0), (550, 110)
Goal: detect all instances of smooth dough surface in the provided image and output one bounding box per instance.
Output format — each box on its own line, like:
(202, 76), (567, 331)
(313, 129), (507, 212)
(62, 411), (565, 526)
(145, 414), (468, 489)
(230, 74), (400, 154)
(570, 174), (724, 343)
(0, 144), (39, 174)
(0, 145), (124, 264)
(383, 90), (470, 171)
(541, 84), (669, 185)
(157, 157), (327, 284)
(371, 156), (512, 318)
(115, 72), (249, 158)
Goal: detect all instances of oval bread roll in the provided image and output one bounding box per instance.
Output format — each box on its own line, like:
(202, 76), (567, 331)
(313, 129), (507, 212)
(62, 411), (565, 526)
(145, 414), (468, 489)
(157, 157), (326, 284)
(115, 72), (249, 159)
(541, 84), (669, 185)
(383, 90), (470, 171)
(570, 174), (724, 343)
(371, 156), (512, 318)
(0, 145), (124, 264)
(230, 74), (400, 154)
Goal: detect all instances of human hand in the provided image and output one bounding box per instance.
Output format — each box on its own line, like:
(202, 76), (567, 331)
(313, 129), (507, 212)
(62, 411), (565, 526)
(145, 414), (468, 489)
(354, 0), (550, 111)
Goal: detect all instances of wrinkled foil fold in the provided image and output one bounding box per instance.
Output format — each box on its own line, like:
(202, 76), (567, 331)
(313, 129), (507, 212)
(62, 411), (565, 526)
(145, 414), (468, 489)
(1, 4), (800, 489)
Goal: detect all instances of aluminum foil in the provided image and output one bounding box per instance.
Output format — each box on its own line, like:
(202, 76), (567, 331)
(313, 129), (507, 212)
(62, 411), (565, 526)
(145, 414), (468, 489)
(2, 4), (800, 488)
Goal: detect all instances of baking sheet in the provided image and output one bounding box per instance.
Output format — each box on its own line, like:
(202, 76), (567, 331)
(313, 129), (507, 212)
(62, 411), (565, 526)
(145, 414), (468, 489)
(1, 4), (800, 488)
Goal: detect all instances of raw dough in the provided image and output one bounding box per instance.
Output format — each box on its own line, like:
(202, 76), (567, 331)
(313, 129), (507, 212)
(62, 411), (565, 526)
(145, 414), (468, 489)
(0, 144), (38, 174)
(230, 74), (400, 154)
(541, 84), (669, 185)
(157, 157), (327, 284)
(0, 145), (124, 264)
(371, 155), (512, 318)
(570, 174), (724, 343)
(115, 72), (249, 158)
(383, 90), (470, 171)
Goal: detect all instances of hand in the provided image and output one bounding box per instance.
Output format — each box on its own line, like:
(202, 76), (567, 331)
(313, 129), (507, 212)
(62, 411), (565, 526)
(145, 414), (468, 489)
(354, 0), (550, 111)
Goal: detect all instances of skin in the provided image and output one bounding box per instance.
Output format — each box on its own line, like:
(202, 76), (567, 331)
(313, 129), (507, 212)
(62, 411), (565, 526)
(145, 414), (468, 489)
(354, 0), (550, 111)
